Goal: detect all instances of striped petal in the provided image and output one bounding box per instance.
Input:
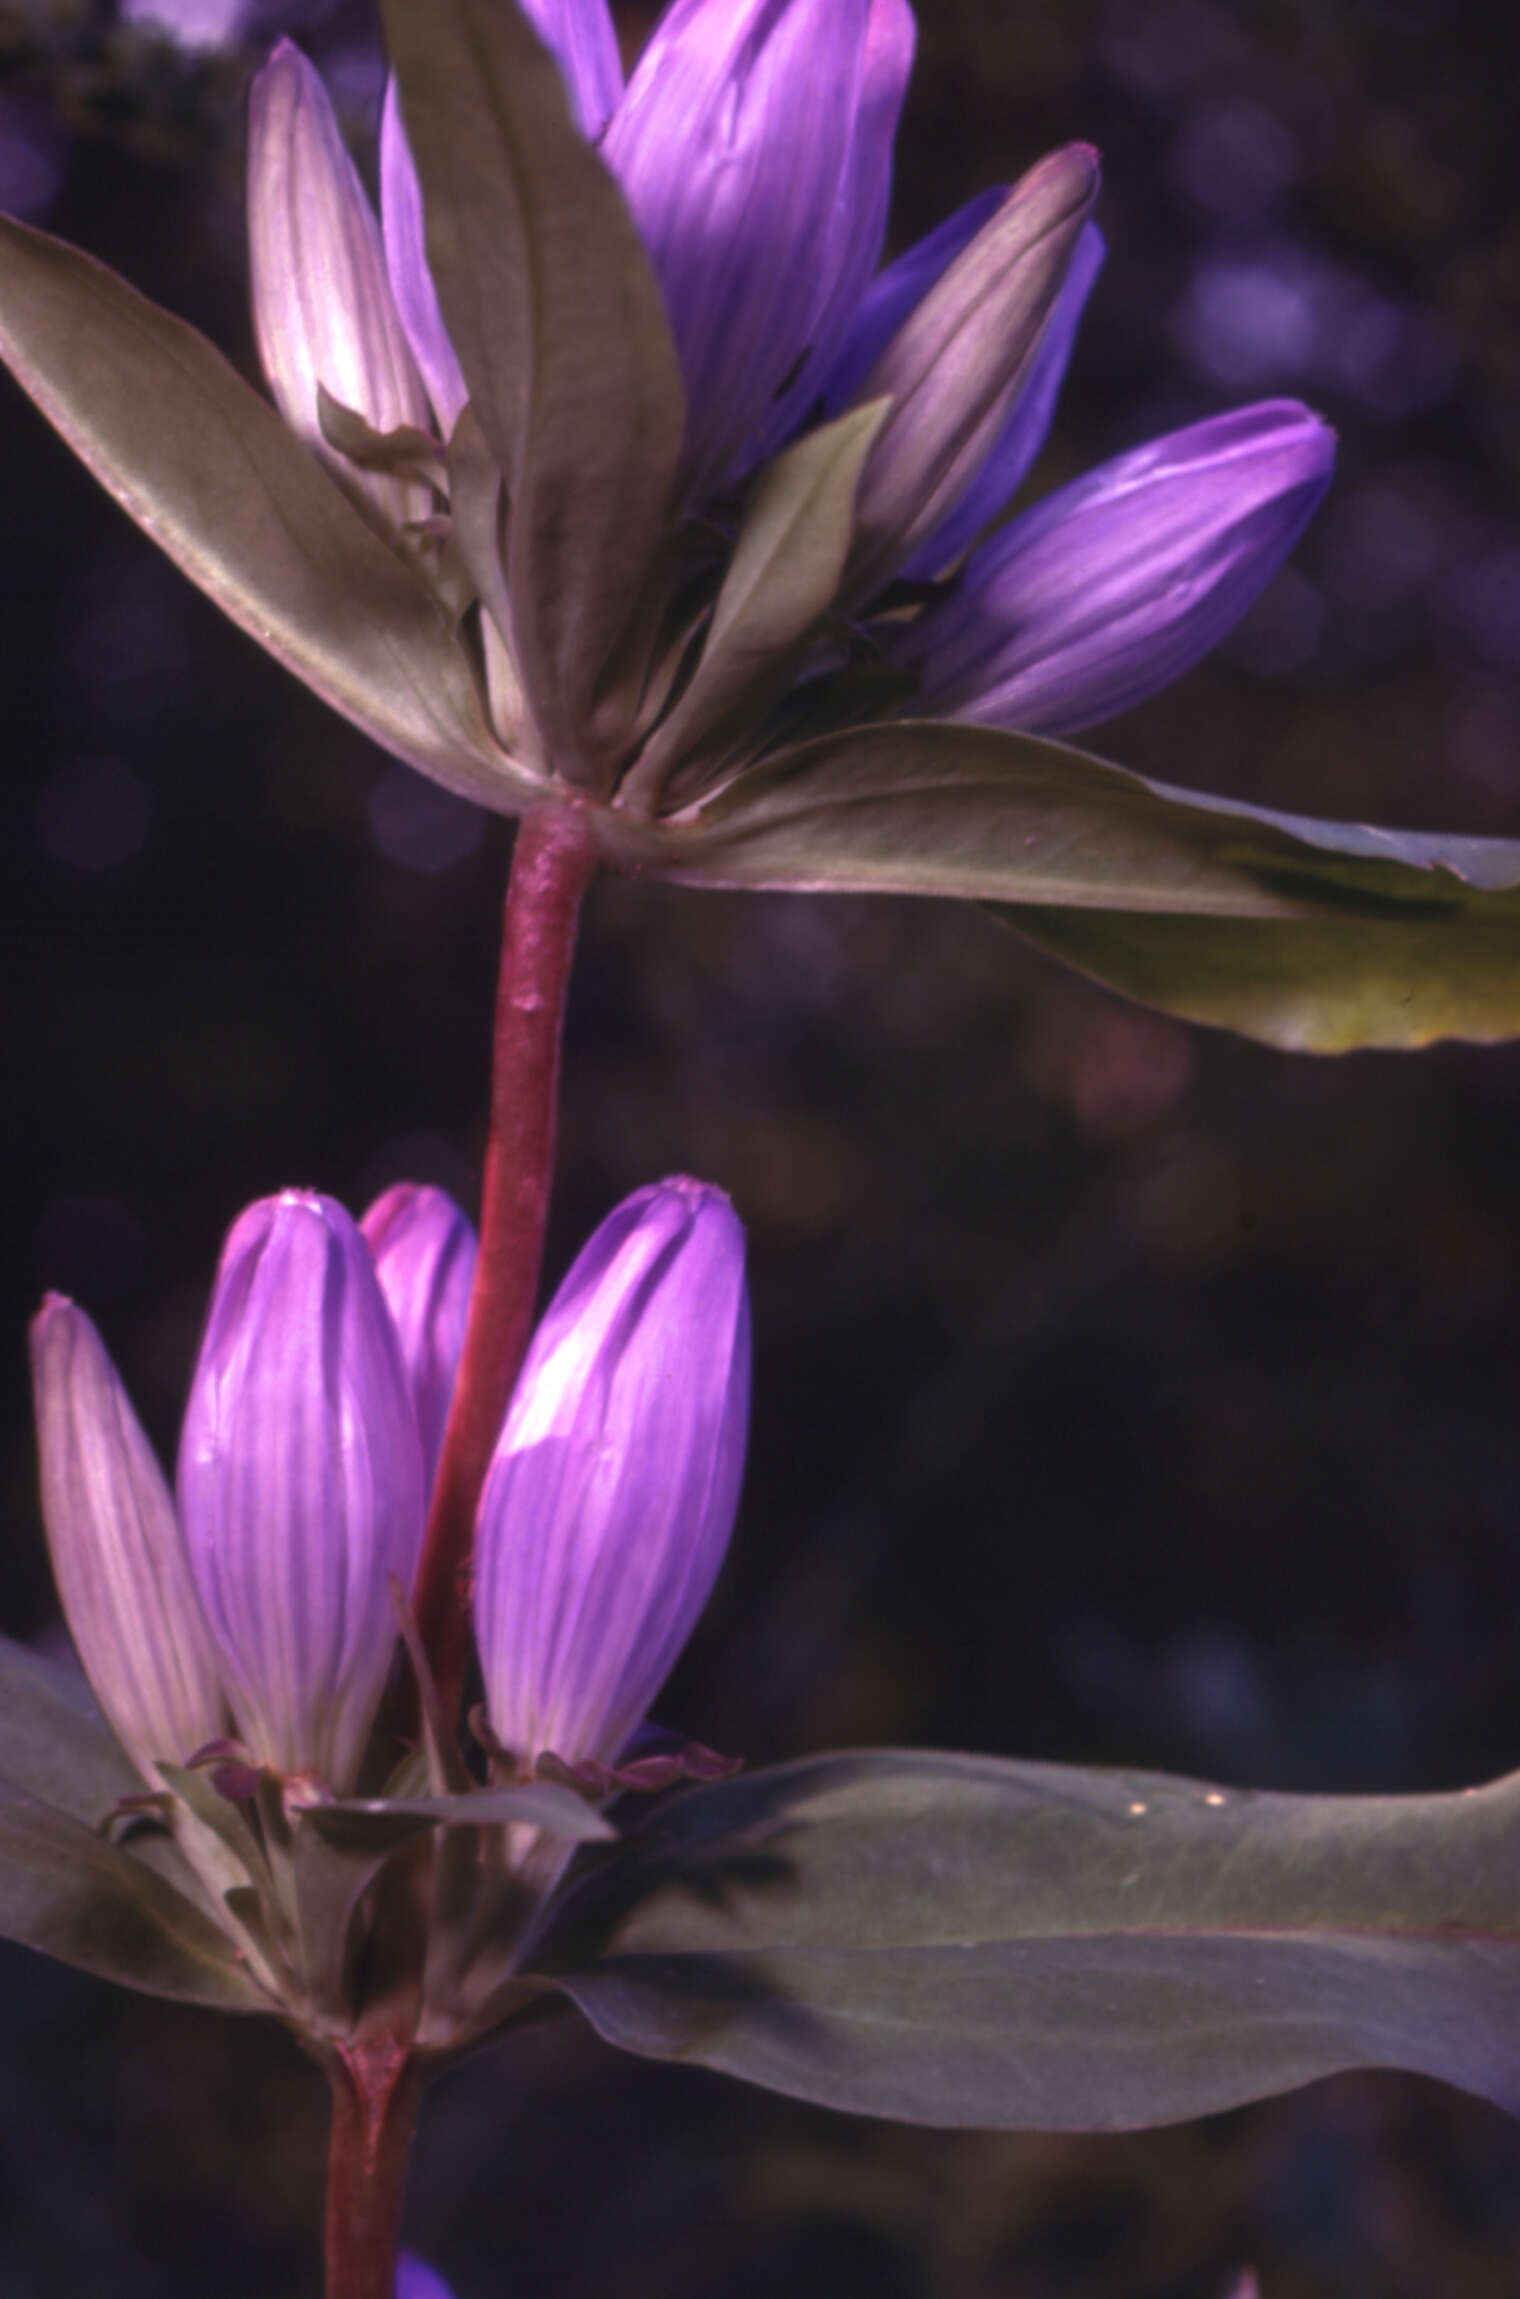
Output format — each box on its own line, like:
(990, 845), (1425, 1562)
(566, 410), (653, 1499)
(29, 1296), (227, 1785)
(248, 42), (435, 528)
(474, 1179), (750, 1771)
(378, 76), (469, 438)
(603, 0), (915, 499)
(911, 400), (1336, 735)
(177, 1192), (425, 1788)
(361, 1182), (477, 1497)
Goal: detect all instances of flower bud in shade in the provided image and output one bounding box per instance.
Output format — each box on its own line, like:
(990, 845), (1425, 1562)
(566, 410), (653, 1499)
(396, 2255), (455, 2299)
(603, 0), (915, 498)
(845, 146), (1100, 597)
(474, 1180), (750, 1772)
(248, 41), (434, 530)
(177, 1192), (426, 1788)
(378, 78), (468, 440)
(29, 1297), (228, 1786)
(911, 400), (1336, 736)
(361, 1183), (477, 1495)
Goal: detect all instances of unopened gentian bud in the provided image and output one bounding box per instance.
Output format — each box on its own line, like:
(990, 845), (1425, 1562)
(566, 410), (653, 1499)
(248, 41), (434, 530)
(473, 1179), (750, 1772)
(29, 1297), (228, 1786)
(178, 1191), (426, 1788)
(361, 1183), (477, 1496)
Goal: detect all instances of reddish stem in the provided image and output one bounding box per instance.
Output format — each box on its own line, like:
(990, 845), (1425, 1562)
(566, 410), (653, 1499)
(324, 2044), (422, 2299)
(412, 806), (597, 1722)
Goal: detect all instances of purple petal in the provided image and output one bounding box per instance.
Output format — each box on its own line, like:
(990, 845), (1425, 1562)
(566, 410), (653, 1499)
(29, 1296), (227, 1786)
(519, 0), (625, 138)
(361, 1183), (477, 1497)
(177, 1191), (426, 1788)
(378, 76), (469, 438)
(473, 1179), (750, 1770)
(248, 43), (434, 524)
(899, 221), (1105, 579)
(911, 400), (1336, 734)
(820, 185), (1009, 419)
(845, 145), (1100, 596)
(396, 2256), (456, 2299)
(603, 0), (915, 499)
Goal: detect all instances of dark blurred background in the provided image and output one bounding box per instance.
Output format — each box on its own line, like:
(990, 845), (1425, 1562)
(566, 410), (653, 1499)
(4, 0), (1520, 2291)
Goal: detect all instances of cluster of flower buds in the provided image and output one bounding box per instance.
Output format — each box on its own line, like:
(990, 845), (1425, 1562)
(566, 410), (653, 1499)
(239, 0), (1331, 817)
(31, 1177), (749, 1803)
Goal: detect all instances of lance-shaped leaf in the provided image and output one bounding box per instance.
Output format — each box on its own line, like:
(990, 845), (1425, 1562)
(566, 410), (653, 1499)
(617, 721), (1520, 1049)
(0, 1780), (266, 2010)
(845, 147), (1100, 600)
(383, 0), (686, 784)
(0, 1631), (139, 1825)
(638, 402), (890, 790)
(0, 216), (532, 814)
(532, 1750), (1520, 2131)
(998, 902), (1520, 1053)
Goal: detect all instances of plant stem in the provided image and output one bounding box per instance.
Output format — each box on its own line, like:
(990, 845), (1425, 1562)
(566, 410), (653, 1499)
(324, 2044), (422, 2299)
(411, 805), (597, 1723)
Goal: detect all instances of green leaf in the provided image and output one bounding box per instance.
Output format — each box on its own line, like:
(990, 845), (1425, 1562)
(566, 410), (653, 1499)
(624, 721), (1520, 1049)
(306, 1780), (615, 1855)
(0, 214), (533, 815)
(0, 1631), (139, 1825)
(0, 1780), (266, 2010)
(384, 0), (685, 783)
(637, 402), (892, 795)
(532, 1750), (1520, 2131)
(998, 904), (1520, 1052)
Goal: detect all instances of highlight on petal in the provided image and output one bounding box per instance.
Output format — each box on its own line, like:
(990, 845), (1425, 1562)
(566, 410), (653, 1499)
(910, 400), (1336, 736)
(29, 1297), (227, 1786)
(846, 144), (1101, 597)
(519, 0), (625, 138)
(361, 1182), (477, 1496)
(177, 1191), (426, 1788)
(820, 185), (1008, 417)
(603, 0), (915, 497)
(248, 42), (435, 526)
(378, 77), (469, 438)
(473, 1179), (750, 1772)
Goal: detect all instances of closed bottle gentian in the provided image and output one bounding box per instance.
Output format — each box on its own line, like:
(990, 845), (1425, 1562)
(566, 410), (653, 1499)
(30, 1185), (476, 1794)
(473, 1179), (750, 1775)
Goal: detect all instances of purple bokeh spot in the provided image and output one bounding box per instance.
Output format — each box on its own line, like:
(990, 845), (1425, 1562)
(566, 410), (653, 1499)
(0, 96), (68, 221)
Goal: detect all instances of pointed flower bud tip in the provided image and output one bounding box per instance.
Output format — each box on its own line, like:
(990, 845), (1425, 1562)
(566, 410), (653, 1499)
(473, 1178), (750, 1772)
(29, 1291), (229, 1787)
(361, 1181), (478, 1495)
(177, 1190), (426, 1787)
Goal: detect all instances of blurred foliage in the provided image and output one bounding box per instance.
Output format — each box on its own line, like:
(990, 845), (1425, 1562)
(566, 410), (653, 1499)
(3, 0), (1520, 2292)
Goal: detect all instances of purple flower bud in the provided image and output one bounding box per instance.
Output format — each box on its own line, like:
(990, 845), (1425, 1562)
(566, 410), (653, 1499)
(177, 1191), (426, 1787)
(248, 42), (435, 527)
(378, 77), (469, 440)
(910, 400), (1336, 735)
(29, 1296), (228, 1785)
(361, 1183), (477, 1496)
(603, 0), (915, 499)
(846, 145), (1101, 596)
(396, 2255), (455, 2299)
(473, 1180), (750, 1771)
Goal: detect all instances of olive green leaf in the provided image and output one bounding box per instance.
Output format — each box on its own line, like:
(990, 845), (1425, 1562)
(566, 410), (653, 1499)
(0, 1779), (267, 2010)
(0, 214), (531, 814)
(0, 1631), (139, 1825)
(533, 1750), (1520, 2130)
